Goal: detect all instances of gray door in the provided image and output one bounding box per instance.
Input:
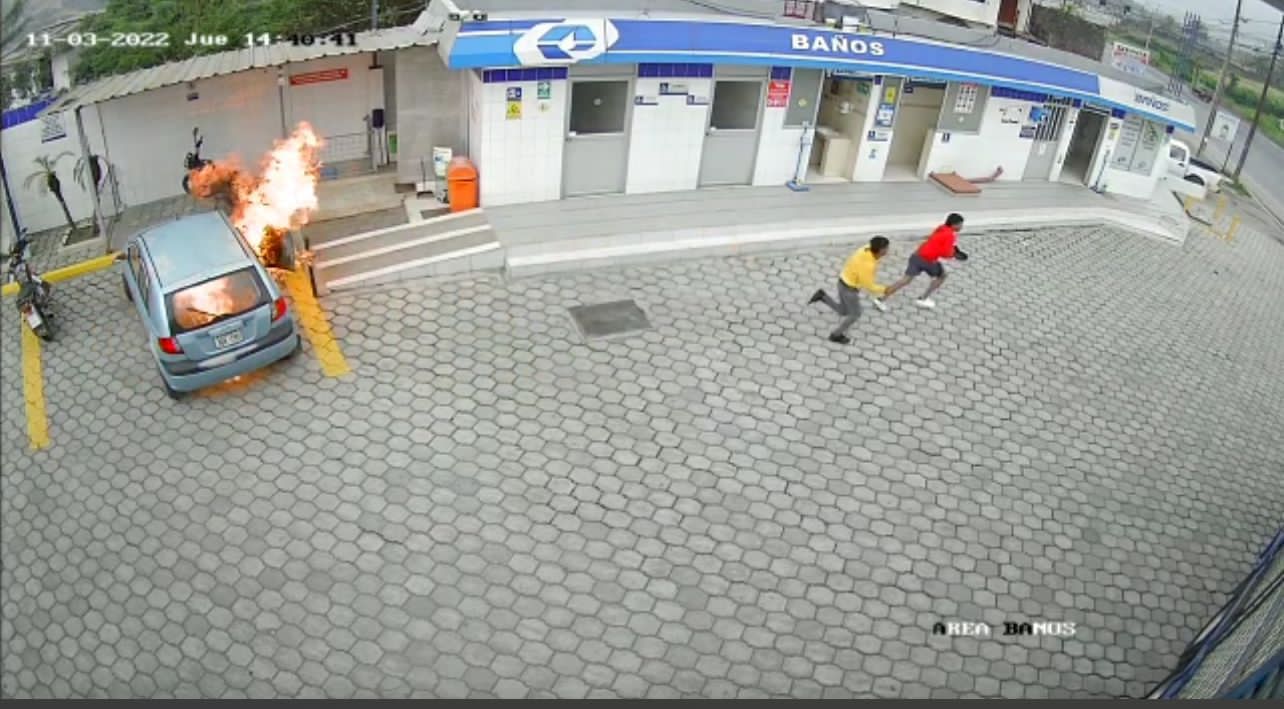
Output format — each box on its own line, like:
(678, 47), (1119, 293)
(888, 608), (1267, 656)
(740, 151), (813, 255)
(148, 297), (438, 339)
(1022, 101), (1070, 181)
(699, 80), (763, 186)
(563, 80), (631, 197)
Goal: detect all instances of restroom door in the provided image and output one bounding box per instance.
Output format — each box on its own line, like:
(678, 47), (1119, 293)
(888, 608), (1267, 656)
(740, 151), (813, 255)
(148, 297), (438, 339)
(563, 79), (632, 197)
(1022, 100), (1070, 180)
(698, 80), (764, 186)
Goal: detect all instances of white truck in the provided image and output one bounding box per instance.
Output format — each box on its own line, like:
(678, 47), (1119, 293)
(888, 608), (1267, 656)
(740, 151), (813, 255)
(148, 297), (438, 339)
(1165, 138), (1227, 196)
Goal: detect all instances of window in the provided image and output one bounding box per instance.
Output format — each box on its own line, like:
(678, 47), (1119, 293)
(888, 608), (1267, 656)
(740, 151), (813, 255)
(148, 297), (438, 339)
(709, 81), (761, 131)
(569, 81), (629, 135)
(1169, 145), (1186, 161)
(167, 267), (267, 333)
(784, 69), (823, 128)
(128, 245), (152, 313)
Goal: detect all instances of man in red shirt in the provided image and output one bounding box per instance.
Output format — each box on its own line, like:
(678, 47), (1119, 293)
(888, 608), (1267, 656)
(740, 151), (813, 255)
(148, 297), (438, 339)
(883, 213), (968, 309)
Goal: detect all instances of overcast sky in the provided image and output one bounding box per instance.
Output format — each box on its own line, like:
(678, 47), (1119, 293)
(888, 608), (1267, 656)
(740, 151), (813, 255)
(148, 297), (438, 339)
(1134, 0), (1283, 48)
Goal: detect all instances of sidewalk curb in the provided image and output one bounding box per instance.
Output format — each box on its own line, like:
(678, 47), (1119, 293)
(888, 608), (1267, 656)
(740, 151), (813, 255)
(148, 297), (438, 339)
(504, 207), (1187, 279)
(1, 253), (120, 298)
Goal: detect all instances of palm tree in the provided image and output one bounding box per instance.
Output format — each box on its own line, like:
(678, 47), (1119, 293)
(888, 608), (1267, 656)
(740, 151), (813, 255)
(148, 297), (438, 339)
(74, 153), (111, 195)
(24, 152), (78, 233)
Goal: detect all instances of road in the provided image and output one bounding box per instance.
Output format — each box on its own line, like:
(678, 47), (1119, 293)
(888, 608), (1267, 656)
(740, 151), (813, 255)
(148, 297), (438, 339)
(1174, 95), (1284, 227)
(4, 223), (1284, 698)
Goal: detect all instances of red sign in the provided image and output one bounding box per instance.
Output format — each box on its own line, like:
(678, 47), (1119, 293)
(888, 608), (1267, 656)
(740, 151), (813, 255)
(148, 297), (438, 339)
(767, 79), (791, 108)
(289, 68), (349, 86)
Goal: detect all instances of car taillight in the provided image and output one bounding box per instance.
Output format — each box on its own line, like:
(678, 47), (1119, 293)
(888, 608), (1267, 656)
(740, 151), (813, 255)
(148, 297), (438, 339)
(158, 336), (183, 355)
(272, 296), (288, 322)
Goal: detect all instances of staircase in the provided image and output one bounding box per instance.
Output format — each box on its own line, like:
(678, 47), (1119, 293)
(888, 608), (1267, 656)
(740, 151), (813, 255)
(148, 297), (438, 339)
(309, 201), (502, 293)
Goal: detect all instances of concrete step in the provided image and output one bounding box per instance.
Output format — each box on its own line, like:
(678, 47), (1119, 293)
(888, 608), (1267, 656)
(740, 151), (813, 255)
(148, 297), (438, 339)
(313, 209), (489, 264)
(313, 172), (402, 223)
(314, 209), (501, 293)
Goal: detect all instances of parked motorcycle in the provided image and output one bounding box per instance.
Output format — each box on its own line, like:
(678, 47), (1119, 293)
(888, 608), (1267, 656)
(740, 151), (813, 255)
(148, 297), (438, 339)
(181, 126), (211, 194)
(6, 232), (56, 341)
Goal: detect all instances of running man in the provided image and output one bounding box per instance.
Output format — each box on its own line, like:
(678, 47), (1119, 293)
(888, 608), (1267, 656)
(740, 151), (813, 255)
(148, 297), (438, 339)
(808, 236), (891, 345)
(883, 212), (969, 310)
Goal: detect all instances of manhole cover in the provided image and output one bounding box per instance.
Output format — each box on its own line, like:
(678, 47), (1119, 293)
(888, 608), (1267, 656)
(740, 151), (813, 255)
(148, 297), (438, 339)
(568, 299), (651, 340)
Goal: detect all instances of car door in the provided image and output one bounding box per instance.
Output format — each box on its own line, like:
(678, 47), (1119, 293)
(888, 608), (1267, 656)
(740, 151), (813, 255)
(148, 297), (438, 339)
(124, 242), (165, 341)
(1166, 142), (1189, 179)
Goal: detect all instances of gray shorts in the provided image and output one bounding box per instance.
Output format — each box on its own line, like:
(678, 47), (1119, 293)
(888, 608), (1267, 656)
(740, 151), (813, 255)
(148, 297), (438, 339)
(905, 252), (945, 278)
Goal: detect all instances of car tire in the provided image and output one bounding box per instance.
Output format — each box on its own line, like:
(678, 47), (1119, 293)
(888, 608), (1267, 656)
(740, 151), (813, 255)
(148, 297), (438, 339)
(159, 369), (186, 401)
(122, 274), (133, 302)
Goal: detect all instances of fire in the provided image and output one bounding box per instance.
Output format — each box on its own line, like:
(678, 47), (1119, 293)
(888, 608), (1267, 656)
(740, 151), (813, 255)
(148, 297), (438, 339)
(188, 122), (323, 268)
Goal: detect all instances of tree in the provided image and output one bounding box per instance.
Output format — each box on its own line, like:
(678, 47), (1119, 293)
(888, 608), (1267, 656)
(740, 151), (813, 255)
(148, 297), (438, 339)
(0, 0), (30, 52)
(23, 153), (78, 233)
(74, 153), (112, 195)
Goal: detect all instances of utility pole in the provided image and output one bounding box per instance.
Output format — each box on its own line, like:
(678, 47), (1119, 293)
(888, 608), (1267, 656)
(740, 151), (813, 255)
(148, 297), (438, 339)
(1233, 15), (1284, 182)
(1197, 0), (1245, 159)
(1145, 17), (1154, 53)
(371, 0), (380, 30)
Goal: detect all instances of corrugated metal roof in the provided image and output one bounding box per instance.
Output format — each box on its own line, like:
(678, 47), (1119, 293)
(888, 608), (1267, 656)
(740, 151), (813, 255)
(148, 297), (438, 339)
(46, 24), (441, 113)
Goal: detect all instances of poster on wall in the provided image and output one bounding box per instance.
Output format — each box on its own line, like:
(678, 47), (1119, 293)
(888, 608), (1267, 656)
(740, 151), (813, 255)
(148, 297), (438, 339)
(506, 86), (522, 120)
(953, 83), (979, 115)
(875, 104), (895, 128)
(1019, 125), (1036, 139)
(537, 81), (551, 100)
(1132, 120), (1163, 173)
(1112, 114), (1142, 169)
(767, 79), (791, 108)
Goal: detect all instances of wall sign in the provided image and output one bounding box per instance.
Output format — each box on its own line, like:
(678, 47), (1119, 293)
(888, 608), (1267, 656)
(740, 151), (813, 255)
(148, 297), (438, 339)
(449, 17), (1196, 131)
(634, 95), (659, 105)
(506, 86), (523, 120)
(659, 82), (689, 95)
(867, 129), (891, 142)
(767, 79), (791, 108)
(953, 83), (979, 115)
(537, 80), (552, 99)
(289, 68), (349, 86)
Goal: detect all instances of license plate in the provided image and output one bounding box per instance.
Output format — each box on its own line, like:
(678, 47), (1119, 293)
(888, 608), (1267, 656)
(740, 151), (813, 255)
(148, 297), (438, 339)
(214, 330), (244, 349)
(22, 307), (42, 330)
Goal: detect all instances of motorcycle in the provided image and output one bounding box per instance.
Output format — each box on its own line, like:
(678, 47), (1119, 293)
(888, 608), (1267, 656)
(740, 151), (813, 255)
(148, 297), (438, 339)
(6, 232), (56, 341)
(181, 126), (211, 194)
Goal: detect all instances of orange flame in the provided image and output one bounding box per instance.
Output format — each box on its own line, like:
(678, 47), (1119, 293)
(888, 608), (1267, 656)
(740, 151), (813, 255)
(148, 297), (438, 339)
(188, 123), (323, 256)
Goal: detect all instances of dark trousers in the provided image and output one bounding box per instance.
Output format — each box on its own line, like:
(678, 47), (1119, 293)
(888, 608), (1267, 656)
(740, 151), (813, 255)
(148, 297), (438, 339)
(819, 280), (863, 337)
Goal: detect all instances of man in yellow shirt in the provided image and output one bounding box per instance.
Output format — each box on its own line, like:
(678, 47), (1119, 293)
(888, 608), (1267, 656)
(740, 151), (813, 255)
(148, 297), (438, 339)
(808, 236), (890, 344)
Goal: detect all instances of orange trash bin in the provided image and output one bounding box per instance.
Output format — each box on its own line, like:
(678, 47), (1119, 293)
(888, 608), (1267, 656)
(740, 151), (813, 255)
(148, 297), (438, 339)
(446, 157), (479, 212)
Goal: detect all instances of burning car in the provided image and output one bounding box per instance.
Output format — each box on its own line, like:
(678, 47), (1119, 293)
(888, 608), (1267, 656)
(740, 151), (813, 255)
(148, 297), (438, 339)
(121, 211), (301, 399)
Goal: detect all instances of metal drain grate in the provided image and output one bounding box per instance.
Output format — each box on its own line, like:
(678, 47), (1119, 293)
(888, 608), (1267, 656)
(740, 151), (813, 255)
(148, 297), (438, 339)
(568, 299), (651, 340)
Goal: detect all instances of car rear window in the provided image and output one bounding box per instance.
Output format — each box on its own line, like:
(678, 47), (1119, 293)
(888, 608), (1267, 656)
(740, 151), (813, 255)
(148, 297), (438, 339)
(167, 267), (268, 334)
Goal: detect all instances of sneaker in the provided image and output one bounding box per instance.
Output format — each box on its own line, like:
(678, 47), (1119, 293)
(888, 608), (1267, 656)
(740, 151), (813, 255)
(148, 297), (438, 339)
(871, 297), (888, 312)
(828, 333), (851, 345)
(914, 298), (937, 310)
(808, 289), (825, 305)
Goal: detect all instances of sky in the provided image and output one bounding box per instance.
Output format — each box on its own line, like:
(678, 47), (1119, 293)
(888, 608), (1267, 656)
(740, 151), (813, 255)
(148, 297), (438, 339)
(1134, 0), (1284, 48)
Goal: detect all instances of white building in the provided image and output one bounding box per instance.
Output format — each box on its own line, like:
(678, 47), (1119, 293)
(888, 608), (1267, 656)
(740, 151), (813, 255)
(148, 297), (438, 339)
(1, 0), (1195, 238)
(433, 0), (1195, 206)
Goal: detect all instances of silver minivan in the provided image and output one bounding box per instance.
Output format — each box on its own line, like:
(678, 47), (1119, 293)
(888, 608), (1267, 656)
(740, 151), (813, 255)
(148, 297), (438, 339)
(121, 211), (301, 399)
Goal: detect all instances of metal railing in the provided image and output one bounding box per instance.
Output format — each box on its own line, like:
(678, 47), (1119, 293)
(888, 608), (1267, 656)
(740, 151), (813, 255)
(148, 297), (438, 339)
(1148, 527), (1284, 699)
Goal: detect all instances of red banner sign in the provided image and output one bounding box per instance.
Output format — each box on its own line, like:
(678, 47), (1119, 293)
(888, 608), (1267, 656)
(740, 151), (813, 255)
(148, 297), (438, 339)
(289, 68), (349, 86)
(767, 79), (791, 108)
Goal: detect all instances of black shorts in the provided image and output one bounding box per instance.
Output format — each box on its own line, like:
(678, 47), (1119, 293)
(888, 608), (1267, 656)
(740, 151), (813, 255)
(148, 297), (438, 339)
(905, 252), (945, 278)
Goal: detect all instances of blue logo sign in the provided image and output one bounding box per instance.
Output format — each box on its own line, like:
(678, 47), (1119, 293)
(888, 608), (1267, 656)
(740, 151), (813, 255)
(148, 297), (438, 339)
(512, 20), (619, 66)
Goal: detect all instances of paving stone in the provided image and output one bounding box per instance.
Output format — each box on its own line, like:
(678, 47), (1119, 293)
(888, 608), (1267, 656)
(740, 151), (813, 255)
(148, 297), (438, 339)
(3, 224), (1282, 698)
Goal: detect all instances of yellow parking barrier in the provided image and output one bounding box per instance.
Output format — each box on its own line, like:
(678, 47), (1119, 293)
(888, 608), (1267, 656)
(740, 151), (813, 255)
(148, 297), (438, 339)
(282, 268), (351, 377)
(1, 252), (121, 298)
(21, 324), (50, 450)
(1225, 216), (1241, 243)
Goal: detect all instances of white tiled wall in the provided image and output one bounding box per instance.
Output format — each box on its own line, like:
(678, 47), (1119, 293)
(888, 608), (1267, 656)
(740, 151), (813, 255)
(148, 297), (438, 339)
(921, 96), (1035, 181)
(471, 75), (566, 207)
(850, 77), (902, 182)
(1048, 107), (1080, 182)
(752, 107), (807, 186)
(625, 78), (711, 194)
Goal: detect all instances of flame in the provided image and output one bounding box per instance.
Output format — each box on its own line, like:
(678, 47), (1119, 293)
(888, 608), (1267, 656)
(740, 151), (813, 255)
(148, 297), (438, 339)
(187, 122), (323, 265)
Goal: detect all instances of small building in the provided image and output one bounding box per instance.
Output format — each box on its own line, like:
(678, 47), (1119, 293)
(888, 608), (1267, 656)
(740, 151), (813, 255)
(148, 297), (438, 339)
(430, 0), (1195, 207)
(4, 0), (1196, 240)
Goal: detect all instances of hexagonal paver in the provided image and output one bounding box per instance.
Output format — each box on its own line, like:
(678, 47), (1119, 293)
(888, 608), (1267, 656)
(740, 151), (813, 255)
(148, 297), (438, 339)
(3, 222), (1283, 698)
